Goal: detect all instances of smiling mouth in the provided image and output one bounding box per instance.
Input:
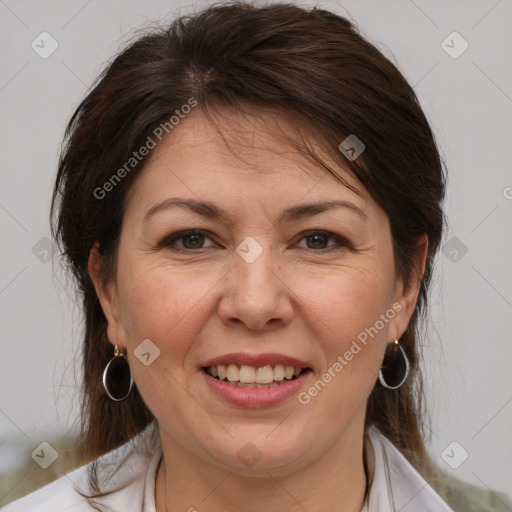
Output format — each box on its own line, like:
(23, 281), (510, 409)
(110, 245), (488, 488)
(202, 364), (311, 388)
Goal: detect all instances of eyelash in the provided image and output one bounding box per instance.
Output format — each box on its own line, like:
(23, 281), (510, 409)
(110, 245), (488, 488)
(159, 229), (350, 253)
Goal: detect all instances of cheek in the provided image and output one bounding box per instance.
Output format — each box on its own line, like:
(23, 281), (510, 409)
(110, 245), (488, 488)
(296, 265), (394, 341)
(292, 264), (394, 402)
(116, 261), (215, 364)
(115, 263), (216, 425)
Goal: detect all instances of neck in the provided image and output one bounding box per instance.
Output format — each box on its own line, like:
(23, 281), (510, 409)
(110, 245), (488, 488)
(155, 423), (374, 512)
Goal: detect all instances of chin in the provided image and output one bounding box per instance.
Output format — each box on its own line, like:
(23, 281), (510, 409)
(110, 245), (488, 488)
(202, 438), (310, 476)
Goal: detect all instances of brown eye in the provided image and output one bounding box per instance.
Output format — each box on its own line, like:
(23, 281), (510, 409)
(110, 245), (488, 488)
(306, 234), (329, 249)
(160, 230), (216, 251)
(181, 233), (205, 249)
(296, 231), (349, 251)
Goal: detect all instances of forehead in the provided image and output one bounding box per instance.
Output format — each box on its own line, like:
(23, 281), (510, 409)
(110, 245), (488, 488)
(124, 107), (373, 217)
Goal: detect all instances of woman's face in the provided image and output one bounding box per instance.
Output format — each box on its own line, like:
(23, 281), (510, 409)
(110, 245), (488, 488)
(91, 109), (425, 475)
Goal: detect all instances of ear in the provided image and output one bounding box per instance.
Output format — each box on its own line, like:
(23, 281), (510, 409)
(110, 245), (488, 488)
(88, 243), (127, 350)
(389, 234), (429, 340)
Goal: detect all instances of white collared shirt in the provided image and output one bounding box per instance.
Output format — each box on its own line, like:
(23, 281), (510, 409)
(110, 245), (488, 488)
(3, 423), (453, 511)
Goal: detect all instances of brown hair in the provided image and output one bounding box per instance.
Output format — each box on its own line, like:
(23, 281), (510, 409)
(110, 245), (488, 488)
(51, 1), (446, 506)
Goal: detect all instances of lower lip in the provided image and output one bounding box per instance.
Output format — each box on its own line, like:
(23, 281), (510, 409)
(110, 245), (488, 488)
(201, 369), (312, 408)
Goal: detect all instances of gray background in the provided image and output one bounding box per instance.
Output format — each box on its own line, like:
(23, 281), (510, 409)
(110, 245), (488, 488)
(1, 0), (511, 503)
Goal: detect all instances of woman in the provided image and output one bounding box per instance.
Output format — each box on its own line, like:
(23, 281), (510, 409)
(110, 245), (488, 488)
(4, 2), (456, 511)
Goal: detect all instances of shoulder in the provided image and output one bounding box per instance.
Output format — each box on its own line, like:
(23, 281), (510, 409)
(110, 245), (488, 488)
(367, 426), (454, 512)
(2, 464), (94, 512)
(2, 424), (160, 512)
(432, 467), (512, 512)
(367, 427), (512, 512)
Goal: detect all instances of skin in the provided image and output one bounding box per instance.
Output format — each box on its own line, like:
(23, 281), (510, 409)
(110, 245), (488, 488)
(89, 108), (427, 512)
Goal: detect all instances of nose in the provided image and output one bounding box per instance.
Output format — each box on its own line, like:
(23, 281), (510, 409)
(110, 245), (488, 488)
(217, 248), (294, 332)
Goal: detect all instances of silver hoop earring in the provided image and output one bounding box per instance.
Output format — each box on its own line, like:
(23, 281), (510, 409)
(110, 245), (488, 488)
(102, 345), (133, 401)
(378, 339), (409, 390)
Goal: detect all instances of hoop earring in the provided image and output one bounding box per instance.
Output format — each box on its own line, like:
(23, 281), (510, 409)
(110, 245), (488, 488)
(378, 339), (409, 390)
(102, 345), (133, 401)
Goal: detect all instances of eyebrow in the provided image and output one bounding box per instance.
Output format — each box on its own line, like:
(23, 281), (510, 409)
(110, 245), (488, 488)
(143, 198), (368, 223)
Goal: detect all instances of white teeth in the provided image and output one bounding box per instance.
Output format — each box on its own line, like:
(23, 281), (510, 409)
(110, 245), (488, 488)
(284, 365), (294, 379)
(239, 365), (256, 383)
(273, 364), (285, 380)
(206, 363), (305, 385)
(256, 365), (274, 384)
(226, 364), (239, 382)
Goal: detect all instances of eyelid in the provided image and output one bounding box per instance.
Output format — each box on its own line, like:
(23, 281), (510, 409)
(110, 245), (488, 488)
(159, 229), (218, 250)
(293, 230), (350, 250)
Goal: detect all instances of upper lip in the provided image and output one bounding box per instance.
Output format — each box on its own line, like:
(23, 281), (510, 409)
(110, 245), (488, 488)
(200, 352), (311, 369)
